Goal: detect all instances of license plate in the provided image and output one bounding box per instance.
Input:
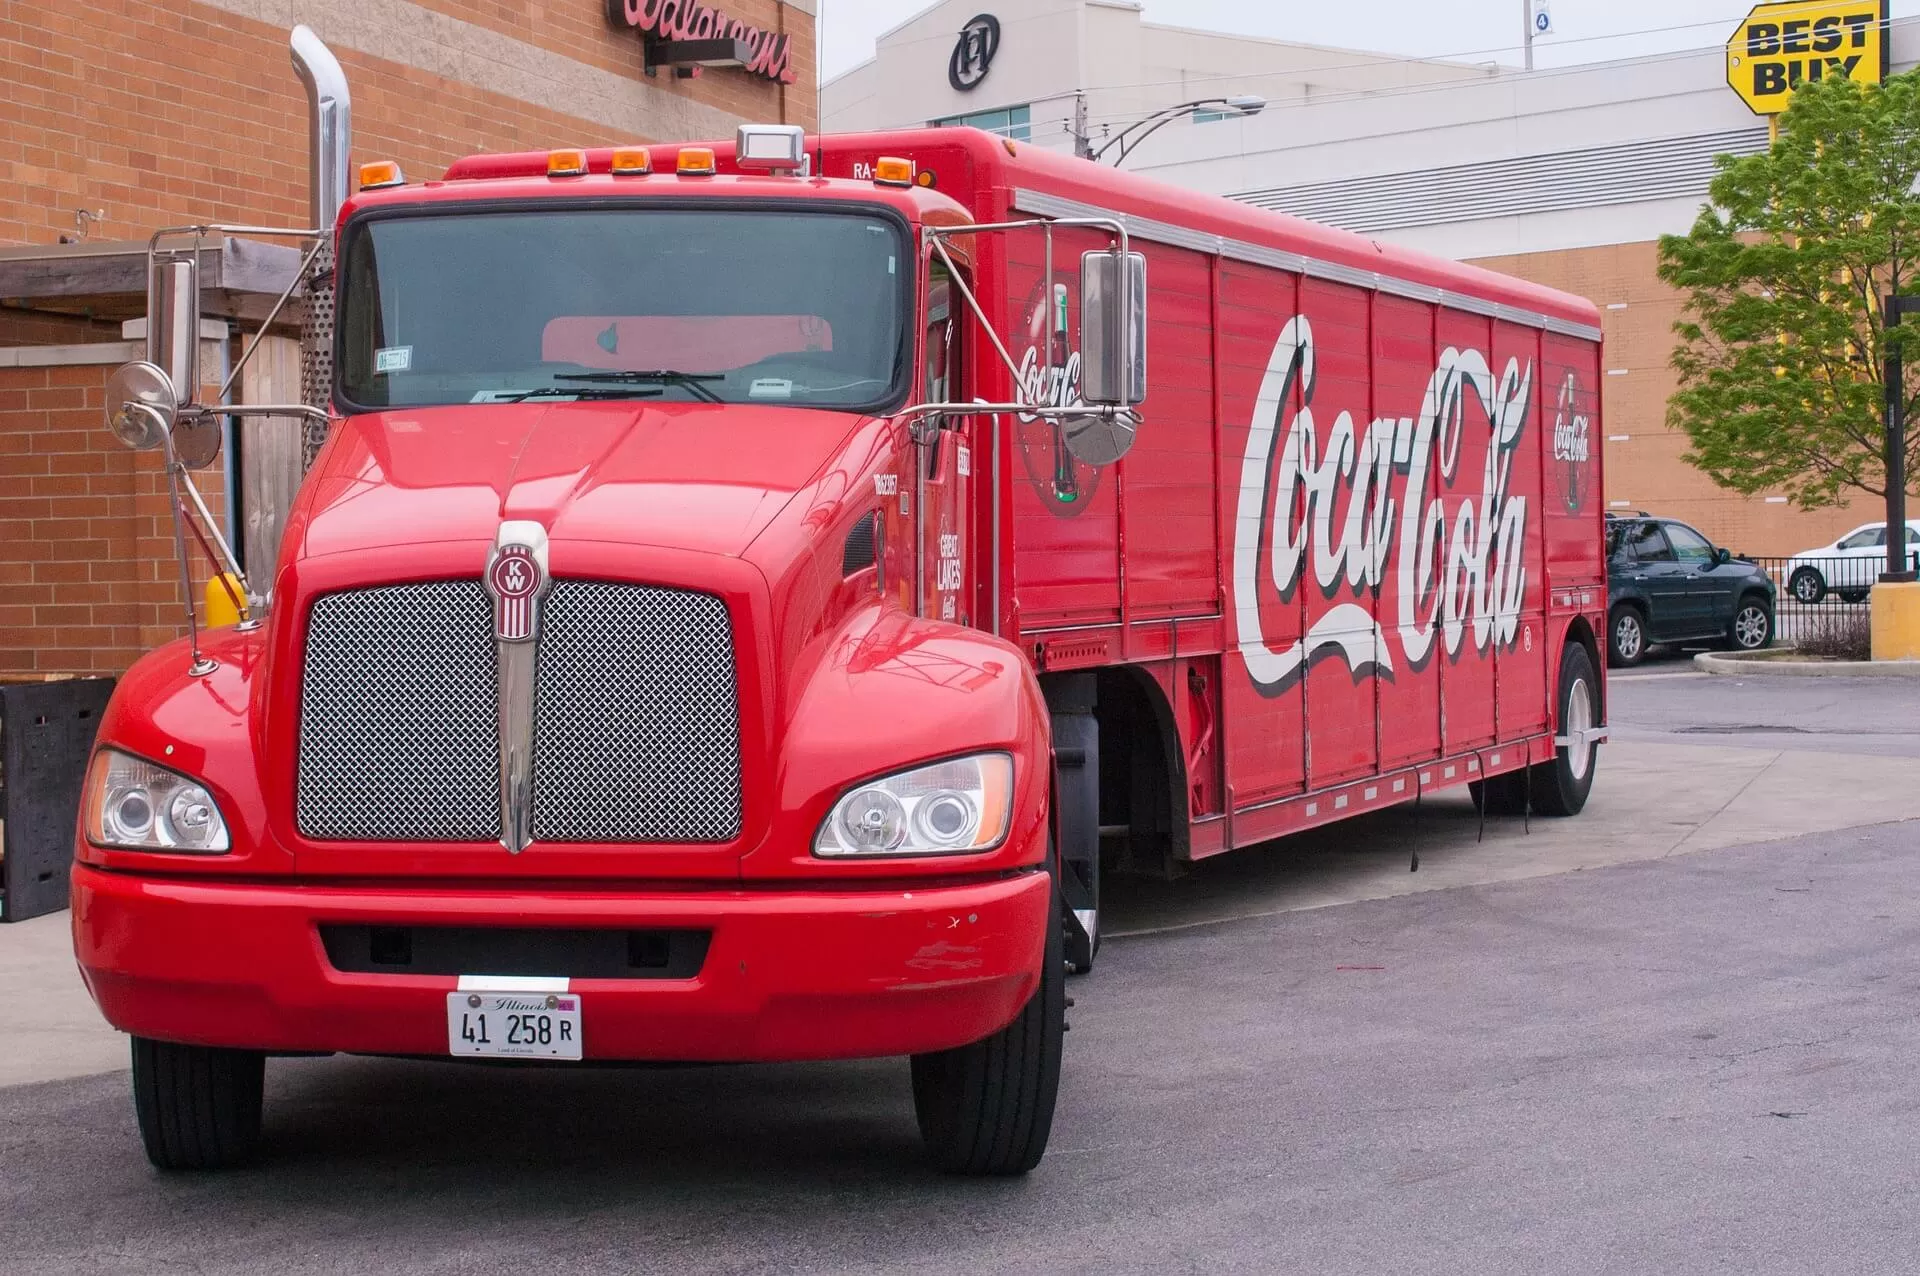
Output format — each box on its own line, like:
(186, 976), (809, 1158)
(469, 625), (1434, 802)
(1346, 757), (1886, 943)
(446, 991), (582, 1060)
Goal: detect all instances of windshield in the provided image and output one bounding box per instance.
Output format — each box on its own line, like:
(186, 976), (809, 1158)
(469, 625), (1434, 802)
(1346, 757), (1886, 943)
(337, 207), (910, 411)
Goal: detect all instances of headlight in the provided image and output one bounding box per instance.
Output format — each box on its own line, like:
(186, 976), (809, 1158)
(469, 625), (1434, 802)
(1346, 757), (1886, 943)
(814, 753), (1013, 857)
(82, 748), (231, 853)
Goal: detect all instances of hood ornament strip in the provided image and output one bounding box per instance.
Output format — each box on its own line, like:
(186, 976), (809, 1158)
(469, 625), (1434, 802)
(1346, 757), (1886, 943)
(485, 521), (551, 853)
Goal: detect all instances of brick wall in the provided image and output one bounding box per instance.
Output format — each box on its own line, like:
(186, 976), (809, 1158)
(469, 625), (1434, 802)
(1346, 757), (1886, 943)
(0, 0), (817, 247)
(1471, 238), (1895, 559)
(0, 358), (230, 677)
(1, 0), (814, 676)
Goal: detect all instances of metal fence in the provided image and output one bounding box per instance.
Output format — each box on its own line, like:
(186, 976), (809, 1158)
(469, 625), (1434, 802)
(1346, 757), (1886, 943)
(1746, 552), (1918, 652)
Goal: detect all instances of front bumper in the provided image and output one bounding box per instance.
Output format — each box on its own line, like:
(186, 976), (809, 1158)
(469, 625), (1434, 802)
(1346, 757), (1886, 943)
(72, 865), (1050, 1062)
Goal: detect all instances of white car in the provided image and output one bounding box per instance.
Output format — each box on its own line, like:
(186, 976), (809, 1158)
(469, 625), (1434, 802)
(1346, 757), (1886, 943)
(1784, 519), (1920, 604)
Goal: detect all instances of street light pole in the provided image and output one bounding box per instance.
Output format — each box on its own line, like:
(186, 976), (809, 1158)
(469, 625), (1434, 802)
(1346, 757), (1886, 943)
(1883, 293), (1918, 582)
(1090, 95), (1266, 167)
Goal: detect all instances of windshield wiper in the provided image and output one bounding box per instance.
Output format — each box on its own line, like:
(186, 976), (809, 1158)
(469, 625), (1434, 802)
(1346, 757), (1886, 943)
(554, 369), (726, 404)
(489, 386), (664, 404)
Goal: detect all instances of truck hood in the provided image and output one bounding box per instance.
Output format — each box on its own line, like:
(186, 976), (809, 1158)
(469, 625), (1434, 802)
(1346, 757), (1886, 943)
(296, 400), (866, 562)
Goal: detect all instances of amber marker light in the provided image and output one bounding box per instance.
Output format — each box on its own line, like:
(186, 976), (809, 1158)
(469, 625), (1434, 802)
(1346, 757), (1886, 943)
(873, 156), (914, 187)
(609, 147), (652, 176)
(547, 148), (588, 177)
(915, 169), (937, 188)
(676, 147), (717, 176)
(357, 160), (405, 190)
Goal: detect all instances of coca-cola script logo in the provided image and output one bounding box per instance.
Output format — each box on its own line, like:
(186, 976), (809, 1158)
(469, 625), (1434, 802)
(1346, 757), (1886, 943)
(1551, 372), (1590, 514)
(1233, 316), (1531, 694)
(1011, 278), (1102, 512)
(606, 0), (797, 84)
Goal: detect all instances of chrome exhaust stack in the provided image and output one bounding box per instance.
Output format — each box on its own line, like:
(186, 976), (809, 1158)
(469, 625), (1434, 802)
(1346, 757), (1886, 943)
(290, 24), (351, 467)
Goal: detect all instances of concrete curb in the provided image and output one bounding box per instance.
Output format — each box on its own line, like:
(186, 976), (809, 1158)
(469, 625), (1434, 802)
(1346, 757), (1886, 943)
(1693, 649), (1920, 677)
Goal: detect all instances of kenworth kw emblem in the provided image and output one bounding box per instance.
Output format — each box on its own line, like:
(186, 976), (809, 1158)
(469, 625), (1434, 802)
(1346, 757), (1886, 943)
(485, 521), (552, 852)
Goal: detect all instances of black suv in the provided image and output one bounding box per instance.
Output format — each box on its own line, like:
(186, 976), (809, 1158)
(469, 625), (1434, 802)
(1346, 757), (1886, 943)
(1605, 514), (1776, 667)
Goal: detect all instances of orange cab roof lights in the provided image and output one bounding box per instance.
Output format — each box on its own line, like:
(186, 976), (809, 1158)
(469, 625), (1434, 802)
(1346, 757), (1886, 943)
(547, 148), (588, 178)
(677, 147), (717, 176)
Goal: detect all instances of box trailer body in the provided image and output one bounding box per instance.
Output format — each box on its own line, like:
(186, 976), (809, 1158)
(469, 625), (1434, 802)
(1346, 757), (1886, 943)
(74, 114), (1604, 1176)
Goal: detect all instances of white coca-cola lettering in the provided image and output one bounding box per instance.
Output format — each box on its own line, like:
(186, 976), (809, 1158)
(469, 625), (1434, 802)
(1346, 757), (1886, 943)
(1015, 346), (1082, 422)
(1552, 372), (1589, 462)
(1233, 316), (1532, 693)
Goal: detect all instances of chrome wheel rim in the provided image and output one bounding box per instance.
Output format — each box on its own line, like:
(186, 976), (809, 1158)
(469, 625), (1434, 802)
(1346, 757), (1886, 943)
(1793, 573), (1820, 603)
(1566, 676), (1594, 781)
(1614, 615), (1641, 661)
(1734, 606), (1768, 649)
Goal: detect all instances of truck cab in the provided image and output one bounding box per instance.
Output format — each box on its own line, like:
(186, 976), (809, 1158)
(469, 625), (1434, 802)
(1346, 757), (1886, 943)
(75, 126), (1118, 1177)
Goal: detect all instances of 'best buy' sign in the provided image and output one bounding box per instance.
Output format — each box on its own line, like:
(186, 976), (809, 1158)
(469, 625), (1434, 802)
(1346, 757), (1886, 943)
(1725, 1), (1888, 115)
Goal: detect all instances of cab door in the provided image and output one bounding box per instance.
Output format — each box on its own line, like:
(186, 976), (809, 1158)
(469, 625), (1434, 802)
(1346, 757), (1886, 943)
(918, 258), (972, 625)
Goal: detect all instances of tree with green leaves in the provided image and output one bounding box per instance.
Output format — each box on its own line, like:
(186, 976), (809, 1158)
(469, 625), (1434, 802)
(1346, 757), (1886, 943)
(1658, 68), (1920, 510)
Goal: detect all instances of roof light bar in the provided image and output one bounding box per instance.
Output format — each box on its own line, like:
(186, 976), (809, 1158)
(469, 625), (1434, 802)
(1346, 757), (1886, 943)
(358, 160), (405, 190)
(609, 146), (652, 176)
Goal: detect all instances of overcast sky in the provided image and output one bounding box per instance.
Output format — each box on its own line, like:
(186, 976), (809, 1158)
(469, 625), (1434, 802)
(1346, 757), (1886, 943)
(818, 0), (1920, 82)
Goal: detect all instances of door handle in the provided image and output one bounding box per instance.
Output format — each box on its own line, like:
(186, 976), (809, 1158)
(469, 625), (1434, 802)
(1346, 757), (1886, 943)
(1633, 575), (1648, 581)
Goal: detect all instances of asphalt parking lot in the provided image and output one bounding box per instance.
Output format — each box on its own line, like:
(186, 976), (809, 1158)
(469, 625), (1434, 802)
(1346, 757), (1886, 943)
(4, 670), (1917, 1274)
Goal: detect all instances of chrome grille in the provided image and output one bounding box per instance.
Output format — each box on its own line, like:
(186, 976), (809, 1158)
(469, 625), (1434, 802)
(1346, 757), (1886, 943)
(532, 583), (741, 843)
(297, 581), (499, 841)
(296, 579), (742, 844)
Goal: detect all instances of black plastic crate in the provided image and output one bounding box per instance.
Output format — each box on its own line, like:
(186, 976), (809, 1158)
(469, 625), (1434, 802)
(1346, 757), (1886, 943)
(1, 678), (114, 922)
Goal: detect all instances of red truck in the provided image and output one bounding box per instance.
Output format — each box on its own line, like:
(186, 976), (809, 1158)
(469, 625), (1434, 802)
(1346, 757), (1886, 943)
(78, 37), (1605, 1178)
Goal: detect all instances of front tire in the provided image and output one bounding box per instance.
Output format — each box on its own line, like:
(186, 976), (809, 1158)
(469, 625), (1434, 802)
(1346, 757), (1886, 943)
(1727, 596), (1774, 651)
(1607, 604), (1646, 668)
(1529, 642), (1600, 818)
(1789, 567), (1826, 605)
(131, 1037), (265, 1170)
(911, 880), (1065, 1176)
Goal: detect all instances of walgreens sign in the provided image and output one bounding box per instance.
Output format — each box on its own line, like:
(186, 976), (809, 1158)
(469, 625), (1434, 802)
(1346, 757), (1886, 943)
(606, 0), (798, 84)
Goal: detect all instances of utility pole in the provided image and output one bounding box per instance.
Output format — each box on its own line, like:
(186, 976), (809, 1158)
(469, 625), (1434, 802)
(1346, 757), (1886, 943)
(1523, 0), (1534, 71)
(1073, 91), (1091, 159)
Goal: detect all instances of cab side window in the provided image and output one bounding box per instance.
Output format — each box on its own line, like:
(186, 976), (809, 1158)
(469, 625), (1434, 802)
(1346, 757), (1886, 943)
(1663, 522), (1714, 565)
(1839, 527), (1885, 550)
(1626, 521), (1674, 562)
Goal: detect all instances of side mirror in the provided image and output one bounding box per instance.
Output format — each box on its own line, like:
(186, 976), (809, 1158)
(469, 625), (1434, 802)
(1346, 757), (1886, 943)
(1079, 249), (1146, 407)
(104, 361), (179, 451)
(147, 254), (201, 407)
(1713, 547), (1732, 567)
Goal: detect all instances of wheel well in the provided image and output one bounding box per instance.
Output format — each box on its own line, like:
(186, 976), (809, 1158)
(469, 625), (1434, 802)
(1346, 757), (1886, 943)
(1737, 588), (1772, 608)
(1565, 615), (1604, 720)
(1039, 665), (1187, 879)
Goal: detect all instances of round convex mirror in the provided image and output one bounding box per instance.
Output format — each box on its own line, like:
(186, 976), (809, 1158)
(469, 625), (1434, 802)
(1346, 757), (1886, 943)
(1059, 409), (1138, 466)
(171, 412), (222, 470)
(104, 361), (178, 451)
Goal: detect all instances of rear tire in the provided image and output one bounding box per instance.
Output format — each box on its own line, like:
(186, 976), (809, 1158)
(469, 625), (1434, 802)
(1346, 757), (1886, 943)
(131, 1037), (264, 1170)
(1607, 605), (1646, 668)
(1529, 642), (1600, 818)
(1840, 589), (1870, 604)
(911, 879), (1065, 1176)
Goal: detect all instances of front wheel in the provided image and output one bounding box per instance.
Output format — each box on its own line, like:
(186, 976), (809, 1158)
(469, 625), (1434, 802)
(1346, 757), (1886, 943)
(1728, 597), (1774, 651)
(131, 1037), (265, 1170)
(1607, 605), (1646, 668)
(911, 881), (1065, 1176)
(1528, 642), (1600, 818)
(1789, 567), (1826, 605)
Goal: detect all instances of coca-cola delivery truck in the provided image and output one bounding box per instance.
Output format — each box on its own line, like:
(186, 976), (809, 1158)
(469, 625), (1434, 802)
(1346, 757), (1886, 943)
(77, 29), (1605, 1177)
